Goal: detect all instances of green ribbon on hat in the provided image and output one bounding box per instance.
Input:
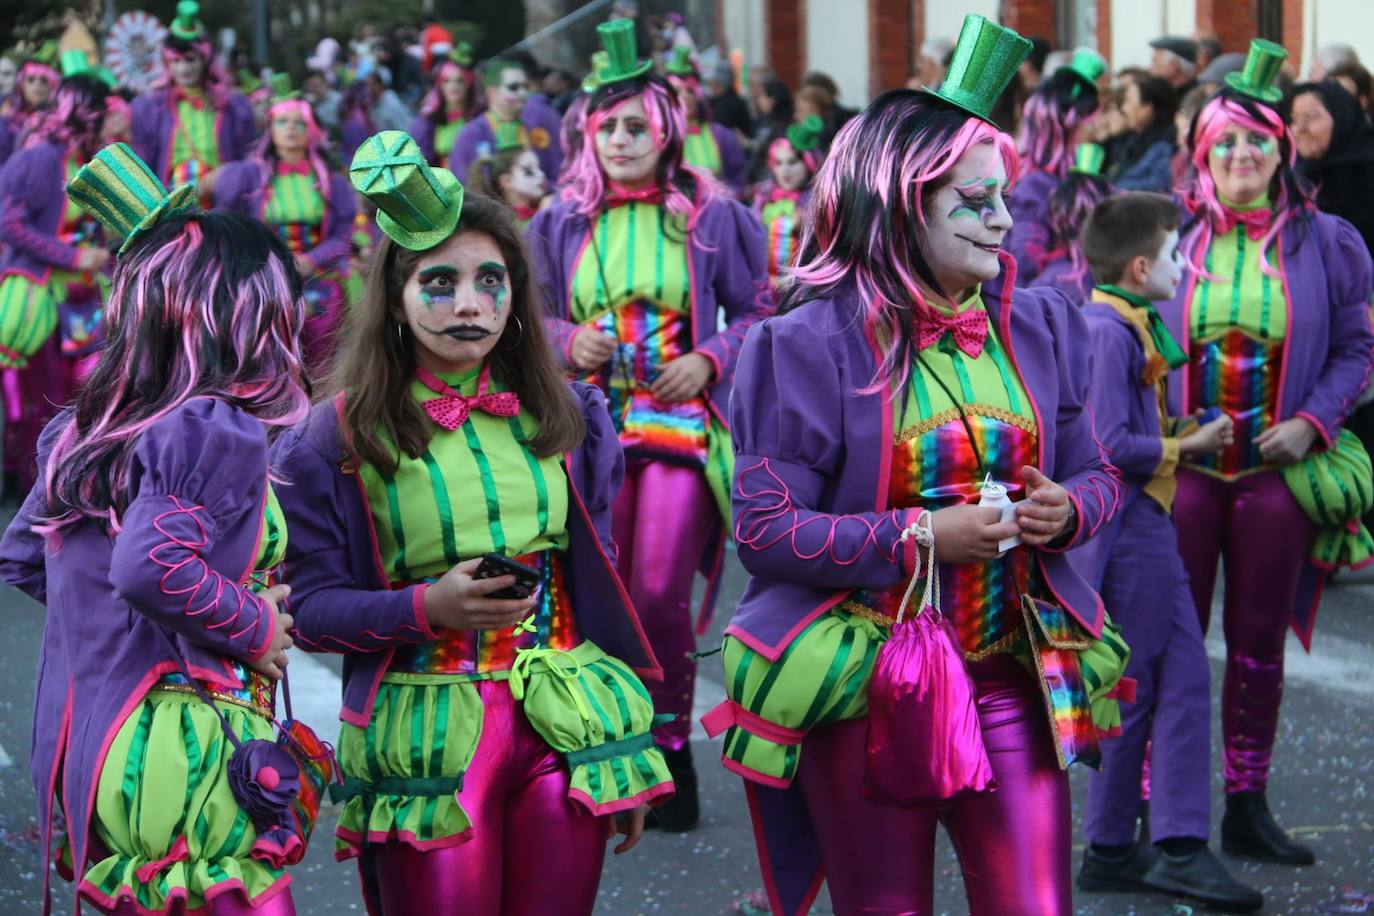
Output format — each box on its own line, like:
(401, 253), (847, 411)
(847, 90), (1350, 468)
(66, 142), (200, 256)
(350, 130), (464, 252)
(1225, 38), (1287, 104)
(665, 45), (695, 78)
(170, 0), (206, 42)
(786, 115), (825, 153)
(924, 13), (1032, 127)
(1069, 142), (1106, 175)
(594, 19), (652, 86)
(582, 51), (610, 93)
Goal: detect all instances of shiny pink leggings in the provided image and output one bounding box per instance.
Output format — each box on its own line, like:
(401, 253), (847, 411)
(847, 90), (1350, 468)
(1174, 468), (1315, 793)
(797, 655), (1072, 916)
(371, 684), (607, 916)
(611, 458), (717, 749)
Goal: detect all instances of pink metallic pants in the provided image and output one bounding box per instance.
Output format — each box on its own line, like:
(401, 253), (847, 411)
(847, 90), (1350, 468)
(370, 683), (607, 916)
(4, 336), (74, 492)
(611, 458), (716, 749)
(797, 655), (1072, 916)
(1174, 468), (1316, 794)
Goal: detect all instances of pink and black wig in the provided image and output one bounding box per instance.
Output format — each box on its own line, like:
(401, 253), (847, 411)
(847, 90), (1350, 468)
(1181, 89), (1315, 274)
(560, 72), (719, 227)
(419, 58), (477, 124)
(767, 133), (823, 179)
(666, 70), (709, 124)
(1044, 170), (1114, 284)
(157, 26), (233, 110)
(21, 74), (110, 162)
(1018, 68), (1100, 179)
(783, 89), (1019, 391)
(10, 58), (59, 119)
(40, 213), (310, 538)
(252, 97), (333, 199)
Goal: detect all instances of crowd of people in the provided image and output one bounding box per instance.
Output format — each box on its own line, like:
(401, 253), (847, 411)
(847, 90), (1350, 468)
(0, 2), (1370, 914)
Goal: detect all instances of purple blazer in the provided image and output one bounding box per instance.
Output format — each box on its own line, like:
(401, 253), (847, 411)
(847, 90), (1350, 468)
(700, 121), (747, 195)
(0, 399), (281, 913)
(213, 160), (356, 276)
(0, 141), (83, 284)
(726, 253), (1121, 916)
(449, 104), (564, 186)
(1028, 253), (1094, 301)
(130, 88), (256, 185)
(269, 382), (660, 729)
(1161, 209), (1374, 449)
(1007, 168), (1059, 283)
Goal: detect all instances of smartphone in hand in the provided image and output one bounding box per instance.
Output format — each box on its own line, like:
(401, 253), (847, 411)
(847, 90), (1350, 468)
(472, 553), (541, 600)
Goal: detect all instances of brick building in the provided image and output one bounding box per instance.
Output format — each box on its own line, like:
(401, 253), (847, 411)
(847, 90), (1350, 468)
(717, 0), (1374, 108)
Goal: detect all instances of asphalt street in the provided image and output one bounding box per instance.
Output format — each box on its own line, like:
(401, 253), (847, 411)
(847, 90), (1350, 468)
(0, 508), (1369, 915)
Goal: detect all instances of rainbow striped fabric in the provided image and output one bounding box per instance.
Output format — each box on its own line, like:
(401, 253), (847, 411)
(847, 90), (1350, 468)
(264, 171), (325, 254)
(169, 93), (220, 188)
(759, 194), (799, 285)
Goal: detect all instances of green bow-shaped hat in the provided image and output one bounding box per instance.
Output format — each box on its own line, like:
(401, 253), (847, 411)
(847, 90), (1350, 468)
(450, 41), (475, 69)
(66, 143), (200, 256)
(786, 115), (825, 153)
(269, 72), (297, 103)
(925, 14), (1032, 127)
(1226, 38), (1287, 104)
(594, 19), (652, 86)
(665, 46), (696, 79)
(1068, 142), (1106, 175)
(169, 1), (207, 42)
(350, 130), (464, 251)
(582, 51), (610, 93)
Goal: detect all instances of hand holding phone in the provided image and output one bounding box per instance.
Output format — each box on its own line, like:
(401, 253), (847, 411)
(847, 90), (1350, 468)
(422, 557), (538, 632)
(472, 553), (542, 600)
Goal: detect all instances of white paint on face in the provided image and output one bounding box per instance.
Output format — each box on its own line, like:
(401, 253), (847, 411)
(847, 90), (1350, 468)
(486, 67), (528, 121)
(168, 51), (206, 89)
(0, 58), (16, 98)
(1140, 228), (1183, 300)
(770, 146), (809, 192)
(920, 140), (1012, 302)
(501, 149), (546, 205)
(595, 94), (662, 190)
(400, 231), (513, 376)
(1207, 121), (1281, 206)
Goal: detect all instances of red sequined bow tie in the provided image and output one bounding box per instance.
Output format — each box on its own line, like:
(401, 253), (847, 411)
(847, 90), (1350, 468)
(1216, 207), (1273, 240)
(916, 307), (988, 358)
(276, 161), (310, 176)
(765, 186), (801, 205)
(605, 183), (663, 209)
(416, 366), (520, 430)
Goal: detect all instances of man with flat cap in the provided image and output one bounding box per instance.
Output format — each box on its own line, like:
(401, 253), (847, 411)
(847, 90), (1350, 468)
(1150, 36), (1199, 95)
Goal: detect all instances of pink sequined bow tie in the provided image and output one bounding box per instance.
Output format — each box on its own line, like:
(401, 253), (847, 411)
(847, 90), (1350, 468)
(415, 366), (520, 430)
(1216, 207), (1273, 240)
(276, 160), (311, 176)
(916, 307), (988, 358)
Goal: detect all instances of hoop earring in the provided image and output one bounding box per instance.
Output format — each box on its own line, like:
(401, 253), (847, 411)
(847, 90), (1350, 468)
(500, 315), (524, 350)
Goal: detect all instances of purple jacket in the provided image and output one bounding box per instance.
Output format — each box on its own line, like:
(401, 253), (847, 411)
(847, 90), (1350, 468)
(1007, 168), (1059, 283)
(213, 160), (357, 276)
(269, 382), (660, 729)
(0, 399), (282, 914)
(1028, 253), (1094, 301)
(698, 121), (747, 195)
(1161, 209), (1374, 449)
(449, 104), (564, 186)
(726, 253), (1121, 916)
(130, 88), (256, 185)
(0, 141), (82, 283)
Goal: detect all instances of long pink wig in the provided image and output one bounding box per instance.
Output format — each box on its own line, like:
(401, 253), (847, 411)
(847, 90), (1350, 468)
(12, 60), (59, 116)
(784, 89), (1019, 392)
(253, 98), (332, 199)
(156, 36), (233, 111)
(22, 75), (109, 161)
(1017, 68), (1100, 179)
(419, 59), (476, 122)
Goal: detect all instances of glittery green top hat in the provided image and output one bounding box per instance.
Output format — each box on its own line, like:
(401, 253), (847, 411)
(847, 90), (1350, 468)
(1068, 142), (1106, 175)
(350, 130), (464, 251)
(169, 1), (207, 42)
(925, 14), (1032, 127)
(450, 41), (475, 69)
(665, 46), (697, 79)
(1063, 48), (1106, 89)
(582, 51), (610, 93)
(1225, 38), (1287, 104)
(66, 142), (200, 256)
(595, 19), (652, 86)
(786, 115), (825, 153)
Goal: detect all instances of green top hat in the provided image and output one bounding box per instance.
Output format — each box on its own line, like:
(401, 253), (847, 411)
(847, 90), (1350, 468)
(60, 49), (91, 78)
(66, 142), (200, 256)
(1068, 142), (1106, 175)
(1225, 38), (1287, 104)
(238, 68), (263, 94)
(449, 42), (475, 69)
(1063, 48), (1106, 89)
(27, 41), (59, 70)
(594, 19), (652, 86)
(665, 46), (696, 79)
(582, 51), (610, 93)
(924, 14), (1032, 127)
(350, 130), (464, 252)
(169, 1), (206, 42)
(268, 72), (297, 102)
(786, 115), (825, 153)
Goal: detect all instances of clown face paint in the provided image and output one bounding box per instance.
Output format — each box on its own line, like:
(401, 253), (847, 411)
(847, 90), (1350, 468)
(595, 94), (662, 189)
(500, 149), (546, 206)
(400, 231), (512, 375)
(0, 57), (16, 98)
(167, 51), (206, 89)
(771, 145), (810, 192)
(920, 141), (1012, 301)
(487, 67), (528, 121)
(1208, 123), (1280, 206)
(1140, 228), (1183, 300)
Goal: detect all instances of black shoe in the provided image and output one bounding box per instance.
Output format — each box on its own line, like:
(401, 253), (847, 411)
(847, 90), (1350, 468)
(1222, 791), (1316, 865)
(646, 745), (699, 832)
(1137, 799), (1151, 848)
(1077, 843), (1158, 893)
(1142, 845), (1264, 911)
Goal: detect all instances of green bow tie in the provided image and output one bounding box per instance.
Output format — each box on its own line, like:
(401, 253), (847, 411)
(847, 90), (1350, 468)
(1096, 285), (1188, 370)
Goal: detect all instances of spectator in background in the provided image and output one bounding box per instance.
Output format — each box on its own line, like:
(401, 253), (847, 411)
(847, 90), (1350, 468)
(1150, 36), (1199, 95)
(1326, 61), (1372, 111)
(364, 70), (413, 131)
(1110, 74), (1178, 191)
(795, 84), (838, 147)
(747, 76), (794, 185)
(1172, 84), (1211, 185)
(1195, 34), (1223, 72)
(707, 63), (751, 135)
(801, 71), (857, 130)
(304, 69), (342, 134)
(1307, 43), (1359, 81)
(909, 37), (954, 89)
(543, 68), (577, 114)
(1197, 52), (1246, 93)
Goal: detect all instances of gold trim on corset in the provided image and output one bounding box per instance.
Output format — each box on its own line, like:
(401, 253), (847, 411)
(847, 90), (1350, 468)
(894, 404), (1038, 444)
(839, 600), (895, 629)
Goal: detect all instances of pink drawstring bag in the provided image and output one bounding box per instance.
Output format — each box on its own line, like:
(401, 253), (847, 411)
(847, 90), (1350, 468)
(864, 512), (996, 807)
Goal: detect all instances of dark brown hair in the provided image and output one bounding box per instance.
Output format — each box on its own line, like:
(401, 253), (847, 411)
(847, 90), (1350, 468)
(1082, 191), (1181, 286)
(326, 194), (584, 472)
